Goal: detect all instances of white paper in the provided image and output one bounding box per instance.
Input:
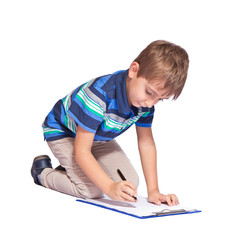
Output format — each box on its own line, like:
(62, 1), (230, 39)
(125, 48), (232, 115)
(79, 195), (198, 218)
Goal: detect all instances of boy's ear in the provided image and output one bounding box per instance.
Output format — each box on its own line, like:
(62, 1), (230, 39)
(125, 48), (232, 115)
(128, 62), (140, 79)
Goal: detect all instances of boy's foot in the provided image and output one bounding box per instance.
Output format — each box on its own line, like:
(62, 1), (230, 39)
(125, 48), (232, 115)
(31, 155), (53, 186)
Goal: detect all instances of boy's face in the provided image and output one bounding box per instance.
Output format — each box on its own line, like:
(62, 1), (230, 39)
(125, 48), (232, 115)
(126, 77), (171, 108)
(126, 62), (171, 108)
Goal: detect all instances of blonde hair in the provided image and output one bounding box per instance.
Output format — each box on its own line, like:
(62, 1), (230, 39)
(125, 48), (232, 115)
(134, 40), (189, 100)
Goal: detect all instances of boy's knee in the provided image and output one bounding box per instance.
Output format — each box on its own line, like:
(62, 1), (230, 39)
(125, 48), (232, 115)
(132, 173), (139, 189)
(125, 167), (139, 189)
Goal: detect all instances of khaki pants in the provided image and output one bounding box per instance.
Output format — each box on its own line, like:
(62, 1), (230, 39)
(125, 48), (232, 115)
(41, 137), (139, 199)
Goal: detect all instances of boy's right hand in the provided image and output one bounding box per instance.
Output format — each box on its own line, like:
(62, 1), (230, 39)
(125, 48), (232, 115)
(107, 181), (137, 202)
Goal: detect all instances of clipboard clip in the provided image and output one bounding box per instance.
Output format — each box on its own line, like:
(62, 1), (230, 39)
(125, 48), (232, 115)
(152, 208), (187, 216)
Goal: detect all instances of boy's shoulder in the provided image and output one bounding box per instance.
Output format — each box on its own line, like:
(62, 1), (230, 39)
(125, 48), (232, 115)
(87, 69), (132, 114)
(93, 70), (127, 90)
(84, 69), (128, 100)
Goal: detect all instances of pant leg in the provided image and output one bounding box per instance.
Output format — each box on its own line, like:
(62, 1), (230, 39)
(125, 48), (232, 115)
(41, 137), (139, 199)
(41, 137), (103, 199)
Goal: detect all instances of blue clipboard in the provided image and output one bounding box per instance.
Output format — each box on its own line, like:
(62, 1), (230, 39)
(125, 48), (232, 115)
(76, 196), (201, 219)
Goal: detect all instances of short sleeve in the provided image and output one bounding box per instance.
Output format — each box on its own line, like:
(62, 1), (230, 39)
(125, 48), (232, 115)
(135, 106), (155, 127)
(68, 85), (105, 133)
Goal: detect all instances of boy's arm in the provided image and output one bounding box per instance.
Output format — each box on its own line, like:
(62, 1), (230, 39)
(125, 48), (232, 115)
(74, 126), (137, 202)
(135, 126), (159, 193)
(136, 126), (179, 206)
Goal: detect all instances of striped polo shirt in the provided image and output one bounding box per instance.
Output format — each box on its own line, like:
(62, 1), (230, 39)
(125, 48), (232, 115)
(42, 70), (155, 142)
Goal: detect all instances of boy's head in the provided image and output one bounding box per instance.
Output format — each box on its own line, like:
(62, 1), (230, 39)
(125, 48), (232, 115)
(132, 40), (189, 100)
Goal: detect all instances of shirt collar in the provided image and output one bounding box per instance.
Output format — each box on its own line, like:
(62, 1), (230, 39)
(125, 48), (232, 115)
(115, 69), (133, 114)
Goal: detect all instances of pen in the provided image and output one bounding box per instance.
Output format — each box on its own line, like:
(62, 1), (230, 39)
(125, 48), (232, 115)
(117, 169), (137, 200)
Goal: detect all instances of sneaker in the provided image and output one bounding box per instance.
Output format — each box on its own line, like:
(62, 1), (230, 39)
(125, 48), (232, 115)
(31, 155), (53, 185)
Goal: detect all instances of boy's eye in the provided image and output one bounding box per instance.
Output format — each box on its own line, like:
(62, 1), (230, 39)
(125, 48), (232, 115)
(146, 89), (152, 95)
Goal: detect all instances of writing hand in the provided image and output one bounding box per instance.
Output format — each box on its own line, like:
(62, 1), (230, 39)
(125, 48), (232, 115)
(107, 181), (138, 202)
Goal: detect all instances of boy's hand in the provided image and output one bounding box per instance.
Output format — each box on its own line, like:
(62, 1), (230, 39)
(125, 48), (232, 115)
(107, 181), (138, 202)
(148, 190), (179, 206)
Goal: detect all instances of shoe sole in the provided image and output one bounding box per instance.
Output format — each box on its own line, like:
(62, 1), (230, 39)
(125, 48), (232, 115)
(33, 155), (50, 161)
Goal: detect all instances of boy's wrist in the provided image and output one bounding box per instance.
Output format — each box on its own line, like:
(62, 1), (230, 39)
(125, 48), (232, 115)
(102, 179), (116, 197)
(147, 187), (160, 196)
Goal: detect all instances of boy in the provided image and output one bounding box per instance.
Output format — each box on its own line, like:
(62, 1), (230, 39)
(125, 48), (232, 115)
(31, 40), (189, 206)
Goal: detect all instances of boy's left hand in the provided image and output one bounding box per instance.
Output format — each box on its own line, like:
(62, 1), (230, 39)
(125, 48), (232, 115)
(148, 190), (179, 206)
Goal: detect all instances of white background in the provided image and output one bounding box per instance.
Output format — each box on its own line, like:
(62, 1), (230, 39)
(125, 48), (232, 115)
(1, 0), (247, 239)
